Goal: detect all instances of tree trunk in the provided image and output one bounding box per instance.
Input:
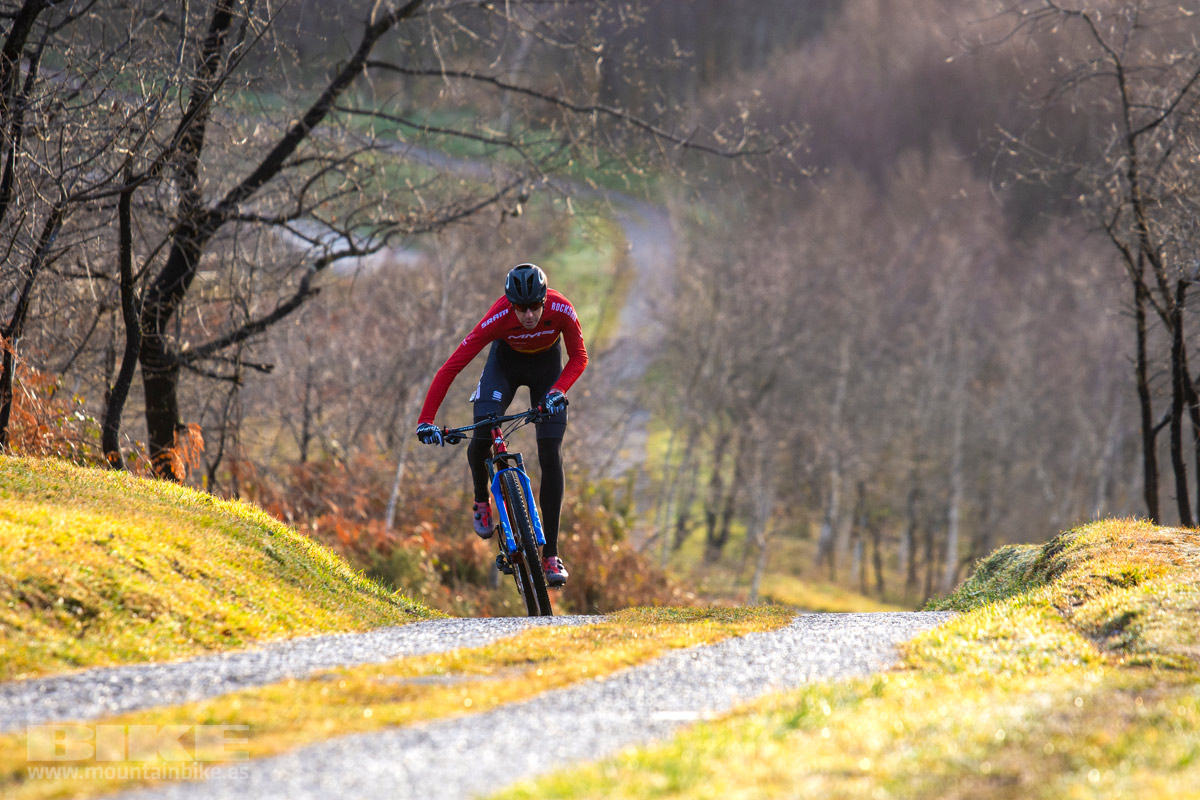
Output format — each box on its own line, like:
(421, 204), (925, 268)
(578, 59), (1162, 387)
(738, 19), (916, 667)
(705, 447), (744, 563)
(137, 0), (237, 477)
(140, 223), (209, 477)
(0, 18), (54, 444)
(1181, 338), (1200, 521)
(0, 339), (15, 447)
(672, 453), (700, 552)
(101, 182), (140, 469)
(384, 386), (421, 532)
(941, 359), (967, 594)
(746, 440), (777, 604)
(903, 482), (920, 598)
(867, 483), (884, 598)
(872, 520), (885, 598)
(0, 203), (65, 447)
(702, 426), (731, 560)
(816, 471), (841, 582)
(923, 511), (939, 605)
(749, 525), (771, 604)
(298, 356), (317, 464)
(1133, 278), (1160, 522)
(851, 480), (867, 595)
(0, 0), (47, 231)
(816, 335), (850, 577)
(1170, 280), (1193, 526)
(655, 421), (680, 566)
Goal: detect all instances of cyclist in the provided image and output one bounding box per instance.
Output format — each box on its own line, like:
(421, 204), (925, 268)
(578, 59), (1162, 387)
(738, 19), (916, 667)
(415, 263), (588, 587)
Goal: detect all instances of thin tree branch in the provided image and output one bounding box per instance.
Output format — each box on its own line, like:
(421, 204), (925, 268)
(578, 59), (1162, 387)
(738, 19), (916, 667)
(364, 62), (774, 158)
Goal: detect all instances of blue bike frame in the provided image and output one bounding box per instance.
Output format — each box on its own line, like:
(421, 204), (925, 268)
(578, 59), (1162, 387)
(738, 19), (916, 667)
(441, 411), (548, 558)
(486, 448), (547, 556)
(438, 409), (555, 616)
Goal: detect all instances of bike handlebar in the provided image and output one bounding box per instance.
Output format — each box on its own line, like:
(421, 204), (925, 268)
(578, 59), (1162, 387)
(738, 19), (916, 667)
(441, 408), (548, 445)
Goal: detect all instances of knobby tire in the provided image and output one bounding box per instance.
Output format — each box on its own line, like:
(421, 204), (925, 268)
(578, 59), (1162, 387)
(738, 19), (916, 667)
(501, 470), (552, 616)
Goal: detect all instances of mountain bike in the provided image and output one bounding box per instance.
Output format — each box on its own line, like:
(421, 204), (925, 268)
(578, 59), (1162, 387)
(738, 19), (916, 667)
(442, 409), (553, 617)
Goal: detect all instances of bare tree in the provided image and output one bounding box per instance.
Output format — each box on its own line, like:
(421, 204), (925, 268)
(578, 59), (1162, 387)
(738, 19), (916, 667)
(995, 0), (1200, 524)
(0, 0), (777, 474)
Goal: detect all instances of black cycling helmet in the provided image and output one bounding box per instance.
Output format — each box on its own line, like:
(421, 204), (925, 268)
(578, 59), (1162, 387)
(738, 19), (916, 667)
(504, 262), (548, 306)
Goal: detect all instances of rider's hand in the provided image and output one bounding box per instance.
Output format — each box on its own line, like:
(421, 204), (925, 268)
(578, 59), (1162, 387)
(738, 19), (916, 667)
(541, 390), (568, 416)
(416, 422), (444, 446)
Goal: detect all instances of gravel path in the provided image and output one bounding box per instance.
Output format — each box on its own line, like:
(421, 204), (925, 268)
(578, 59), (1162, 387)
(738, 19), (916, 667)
(0, 616), (604, 733)
(117, 611), (952, 800)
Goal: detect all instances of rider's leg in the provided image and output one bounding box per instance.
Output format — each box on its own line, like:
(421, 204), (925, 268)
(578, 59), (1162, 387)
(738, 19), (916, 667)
(467, 431), (495, 538)
(468, 343), (514, 533)
(536, 436), (565, 557)
(467, 434), (492, 503)
(525, 343), (567, 564)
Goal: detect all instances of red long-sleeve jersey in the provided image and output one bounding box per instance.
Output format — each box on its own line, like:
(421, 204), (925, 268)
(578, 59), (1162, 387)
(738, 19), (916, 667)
(417, 288), (588, 425)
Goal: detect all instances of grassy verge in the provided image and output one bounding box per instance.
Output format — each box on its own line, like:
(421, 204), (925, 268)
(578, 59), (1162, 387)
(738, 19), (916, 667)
(547, 211), (633, 351)
(493, 519), (1200, 799)
(0, 456), (435, 681)
(756, 573), (906, 613)
(3, 606), (795, 800)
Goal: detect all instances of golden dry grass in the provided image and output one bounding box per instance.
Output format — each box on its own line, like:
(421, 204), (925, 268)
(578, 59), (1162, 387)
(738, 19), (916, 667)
(496, 520), (1200, 799)
(0, 456), (435, 681)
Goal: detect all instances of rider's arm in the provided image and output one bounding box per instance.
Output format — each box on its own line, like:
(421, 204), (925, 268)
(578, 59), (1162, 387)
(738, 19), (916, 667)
(550, 304), (588, 395)
(417, 300), (507, 424)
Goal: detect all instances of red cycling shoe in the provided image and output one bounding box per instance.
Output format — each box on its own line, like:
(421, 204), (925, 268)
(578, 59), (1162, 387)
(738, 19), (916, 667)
(472, 501), (494, 539)
(542, 555), (568, 588)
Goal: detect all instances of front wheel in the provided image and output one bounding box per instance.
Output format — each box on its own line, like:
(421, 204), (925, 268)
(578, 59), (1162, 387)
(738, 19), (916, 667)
(500, 470), (552, 616)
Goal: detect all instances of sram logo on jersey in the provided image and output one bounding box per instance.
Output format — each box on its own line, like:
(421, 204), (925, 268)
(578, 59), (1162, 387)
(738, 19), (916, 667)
(480, 308), (510, 329)
(550, 301), (577, 321)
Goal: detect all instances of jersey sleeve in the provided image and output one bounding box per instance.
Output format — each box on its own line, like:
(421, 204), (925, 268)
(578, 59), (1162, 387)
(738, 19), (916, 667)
(417, 303), (504, 424)
(550, 302), (588, 394)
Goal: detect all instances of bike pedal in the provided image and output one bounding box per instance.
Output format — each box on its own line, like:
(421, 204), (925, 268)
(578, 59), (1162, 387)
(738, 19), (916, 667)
(494, 554), (514, 575)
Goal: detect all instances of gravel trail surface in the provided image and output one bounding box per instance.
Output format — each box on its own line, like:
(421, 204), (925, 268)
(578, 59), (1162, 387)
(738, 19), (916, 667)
(0, 616), (604, 733)
(119, 611), (952, 800)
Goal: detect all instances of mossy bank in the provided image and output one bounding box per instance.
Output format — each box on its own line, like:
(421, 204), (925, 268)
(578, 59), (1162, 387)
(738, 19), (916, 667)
(499, 519), (1200, 799)
(0, 456), (435, 681)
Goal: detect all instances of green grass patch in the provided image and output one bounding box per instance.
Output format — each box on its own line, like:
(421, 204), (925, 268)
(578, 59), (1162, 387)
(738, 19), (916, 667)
(1, 606), (794, 799)
(757, 573), (907, 613)
(330, 96), (667, 200)
(0, 456), (435, 680)
(493, 519), (1200, 799)
(541, 212), (632, 351)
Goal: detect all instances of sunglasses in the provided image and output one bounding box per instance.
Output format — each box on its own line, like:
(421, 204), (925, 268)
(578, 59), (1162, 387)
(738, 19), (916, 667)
(513, 301), (543, 313)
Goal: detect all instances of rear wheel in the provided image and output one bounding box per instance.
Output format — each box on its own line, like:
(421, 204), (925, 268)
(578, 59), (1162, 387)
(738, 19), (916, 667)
(501, 470), (552, 616)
